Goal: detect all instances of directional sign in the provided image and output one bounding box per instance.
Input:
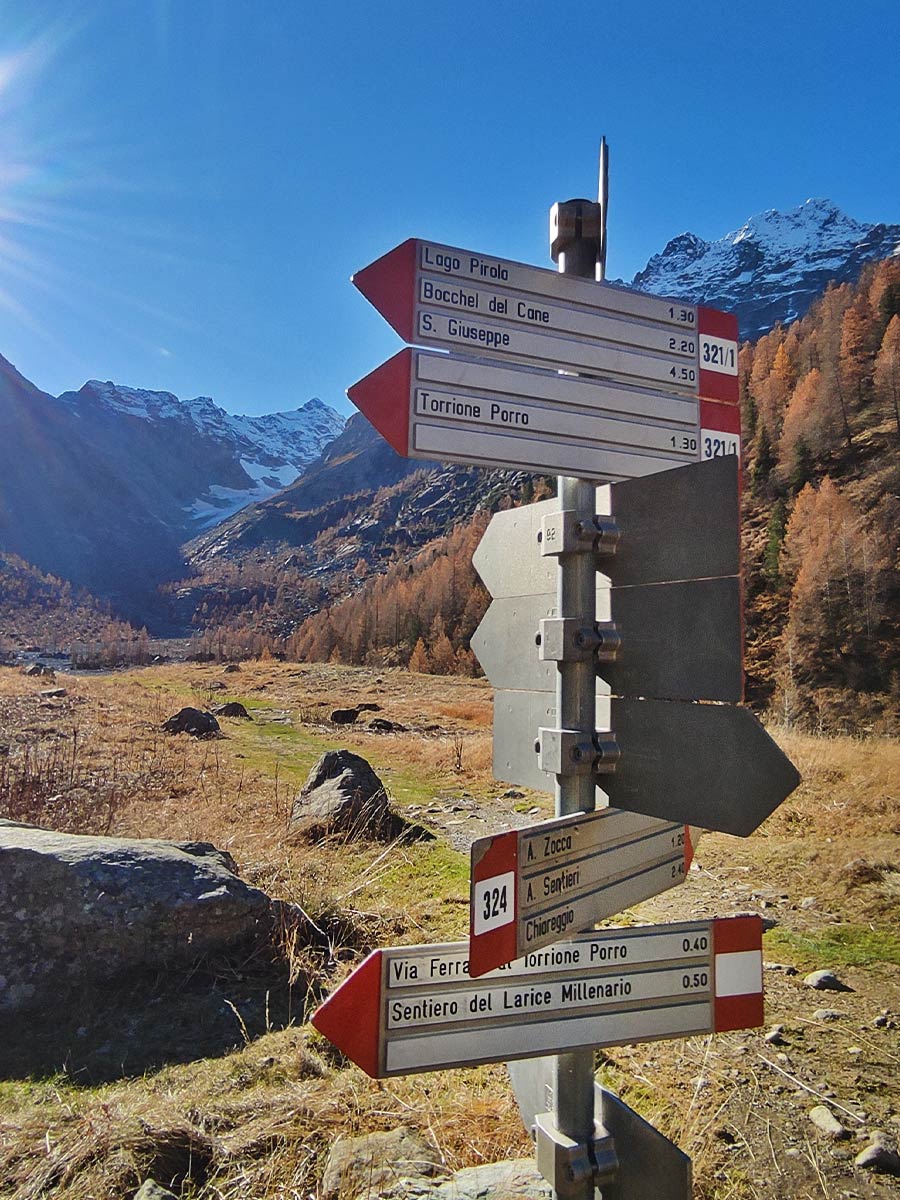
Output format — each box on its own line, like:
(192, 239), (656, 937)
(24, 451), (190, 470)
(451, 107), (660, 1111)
(311, 916), (764, 1078)
(469, 808), (699, 977)
(347, 348), (733, 482)
(470, 458), (800, 838)
(471, 457), (744, 702)
(352, 239), (739, 405)
(471, 578), (743, 703)
(471, 456), (741, 599)
(492, 691), (800, 838)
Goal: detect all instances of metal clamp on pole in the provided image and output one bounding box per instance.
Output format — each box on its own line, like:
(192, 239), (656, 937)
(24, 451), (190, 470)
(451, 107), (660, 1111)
(536, 728), (620, 777)
(538, 618), (621, 664)
(537, 728), (596, 776)
(534, 1112), (619, 1197)
(539, 511), (620, 558)
(591, 733), (620, 775)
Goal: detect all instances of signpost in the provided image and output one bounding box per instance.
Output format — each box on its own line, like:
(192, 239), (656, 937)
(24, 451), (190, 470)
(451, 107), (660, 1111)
(311, 147), (801, 1200)
(349, 241), (744, 484)
(470, 455), (800, 838)
(469, 807), (699, 978)
(312, 916), (763, 1078)
(348, 347), (716, 480)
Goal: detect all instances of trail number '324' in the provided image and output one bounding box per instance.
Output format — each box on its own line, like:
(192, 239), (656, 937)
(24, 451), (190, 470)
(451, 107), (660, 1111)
(483, 885), (508, 922)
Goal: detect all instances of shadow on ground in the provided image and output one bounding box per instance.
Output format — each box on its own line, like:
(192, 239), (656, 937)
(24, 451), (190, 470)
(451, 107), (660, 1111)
(0, 954), (314, 1083)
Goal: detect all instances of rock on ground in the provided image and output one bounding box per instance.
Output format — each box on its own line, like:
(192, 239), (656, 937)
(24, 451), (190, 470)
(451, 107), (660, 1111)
(803, 969), (853, 992)
(134, 1182), (179, 1200)
(0, 818), (278, 1017)
(161, 707), (220, 737)
(289, 750), (431, 842)
(321, 1130), (550, 1200)
(330, 707), (360, 724)
(211, 701), (252, 719)
(321, 1128), (444, 1200)
(808, 1105), (847, 1139)
(855, 1135), (900, 1174)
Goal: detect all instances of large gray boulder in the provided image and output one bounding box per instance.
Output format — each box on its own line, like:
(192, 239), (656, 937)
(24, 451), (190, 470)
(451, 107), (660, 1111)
(161, 707), (220, 737)
(0, 819), (276, 1016)
(290, 750), (423, 841)
(321, 1129), (550, 1200)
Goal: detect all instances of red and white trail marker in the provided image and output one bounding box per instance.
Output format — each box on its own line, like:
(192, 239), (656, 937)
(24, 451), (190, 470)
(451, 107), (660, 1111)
(348, 347), (740, 482)
(469, 808), (698, 978)
(352, 239), (738, 406)
(348, 238), (742, 481)
(311, 916), (764, 1079)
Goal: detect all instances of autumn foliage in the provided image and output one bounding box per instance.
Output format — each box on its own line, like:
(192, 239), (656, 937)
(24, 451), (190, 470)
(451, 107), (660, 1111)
(741, 256), (900, 730)
(288, 517), (490, 674)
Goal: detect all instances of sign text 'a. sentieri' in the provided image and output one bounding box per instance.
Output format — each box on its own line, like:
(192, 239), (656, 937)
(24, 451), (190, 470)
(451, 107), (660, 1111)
(311, 916), (764, 1078)
(469, 808), (698, 977)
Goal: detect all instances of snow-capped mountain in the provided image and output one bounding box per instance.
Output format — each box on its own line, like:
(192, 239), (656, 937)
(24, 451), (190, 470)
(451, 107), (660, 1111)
(0, 356), (345, 616)
(632, 199), (900, 339)
(58, 382), (345, 528)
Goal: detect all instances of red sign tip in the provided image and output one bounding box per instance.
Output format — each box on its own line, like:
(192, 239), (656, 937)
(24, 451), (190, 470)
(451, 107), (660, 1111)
(352, 239), (418, 342)
(347, 349), (412, 456)
(311, 949), (383, 1078)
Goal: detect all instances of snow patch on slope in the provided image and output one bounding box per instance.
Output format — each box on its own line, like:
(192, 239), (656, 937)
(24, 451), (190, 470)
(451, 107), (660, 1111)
(60, 381), (345, 532)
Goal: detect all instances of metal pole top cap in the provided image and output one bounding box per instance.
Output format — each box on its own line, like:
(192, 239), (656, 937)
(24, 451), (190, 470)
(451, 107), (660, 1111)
(550, 198), (603, 262)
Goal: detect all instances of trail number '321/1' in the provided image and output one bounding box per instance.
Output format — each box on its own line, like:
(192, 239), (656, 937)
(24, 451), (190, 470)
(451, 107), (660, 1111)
(703, 434), (739, 459)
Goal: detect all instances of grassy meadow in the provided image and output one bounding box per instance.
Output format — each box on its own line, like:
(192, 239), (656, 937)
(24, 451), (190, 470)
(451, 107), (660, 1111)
(0, 661), (898, 1200)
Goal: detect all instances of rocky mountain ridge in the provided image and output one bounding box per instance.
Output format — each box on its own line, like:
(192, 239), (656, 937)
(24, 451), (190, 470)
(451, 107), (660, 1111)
(632, 198), (900, 339)
(58, 381), (344, 529)
(0, 354), (343, 617)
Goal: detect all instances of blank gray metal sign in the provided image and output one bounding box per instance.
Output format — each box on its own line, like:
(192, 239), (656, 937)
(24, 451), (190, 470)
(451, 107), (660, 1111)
(507, 1062), (692, 1200)
(492, 692), (800, 838)
(472, 456), (740, 598)
(606, 454), (740, 586)
(472, 576), (743, 703)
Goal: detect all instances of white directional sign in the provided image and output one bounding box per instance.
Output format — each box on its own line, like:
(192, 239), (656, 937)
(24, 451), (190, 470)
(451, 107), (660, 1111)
(469, 808), (699, 977)
(352, 238), (740, 407)
(348, 348), (740, 482)
(348, 237), (742, 482)
(311, 916), (765, 1078)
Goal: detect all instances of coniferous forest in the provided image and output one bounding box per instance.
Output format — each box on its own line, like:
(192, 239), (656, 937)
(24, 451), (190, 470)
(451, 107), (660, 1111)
(281, 257), (900, 732)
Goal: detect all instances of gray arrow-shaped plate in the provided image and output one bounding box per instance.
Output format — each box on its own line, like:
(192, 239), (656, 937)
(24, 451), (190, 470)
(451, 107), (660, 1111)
(472, 575), (742, 702)
(473, 456), (740, 597)
(492, 691), (799, 837)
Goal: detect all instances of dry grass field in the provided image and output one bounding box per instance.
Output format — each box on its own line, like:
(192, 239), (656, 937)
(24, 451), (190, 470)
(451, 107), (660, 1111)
(0, 661), (898, 1200)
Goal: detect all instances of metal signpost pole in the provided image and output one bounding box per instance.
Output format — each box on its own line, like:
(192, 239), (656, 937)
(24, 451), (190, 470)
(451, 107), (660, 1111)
(547, 160), (607, 1197)
(331, 143), (799, 1199)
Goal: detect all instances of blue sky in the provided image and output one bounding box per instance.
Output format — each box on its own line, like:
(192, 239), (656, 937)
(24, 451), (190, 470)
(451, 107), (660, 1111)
(1, 0), (898, 417)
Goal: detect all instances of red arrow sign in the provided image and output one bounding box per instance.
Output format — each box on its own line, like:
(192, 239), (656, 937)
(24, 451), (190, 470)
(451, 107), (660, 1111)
(348, 348), (743, 478)
(311, 917), (764, 1079)
(469, 809), (697, 978)
(352, 239), (418, 343)
(352, 238), (739, 405)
